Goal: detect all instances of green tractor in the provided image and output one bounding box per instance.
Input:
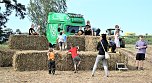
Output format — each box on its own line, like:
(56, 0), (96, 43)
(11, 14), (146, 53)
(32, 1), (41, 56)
(46, 12), (85, 47)
(106, 28), (125, 48)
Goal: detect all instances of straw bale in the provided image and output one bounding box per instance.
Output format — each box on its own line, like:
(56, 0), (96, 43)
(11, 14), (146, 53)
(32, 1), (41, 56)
(8, 35), (48, 50)
(13, 51), (48, 71)
(119, 49), (135, 70)
(84, 36), (100, 51)
(13, 50), (128, 71)
(67, 36), (100, 51)
(0, 50), (15, 67)
(67, 35), (85, 51)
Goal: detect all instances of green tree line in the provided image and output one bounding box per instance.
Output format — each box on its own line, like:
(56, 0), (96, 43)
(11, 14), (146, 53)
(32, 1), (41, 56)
(123, 36), (152, 45)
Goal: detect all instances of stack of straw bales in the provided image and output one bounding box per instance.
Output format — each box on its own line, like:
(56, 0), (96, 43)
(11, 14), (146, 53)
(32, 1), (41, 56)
(13, 50), (128, 71)
(7, 35), (128, 71)
(0, 50), (15, 67)
(8, 35), (48, 50)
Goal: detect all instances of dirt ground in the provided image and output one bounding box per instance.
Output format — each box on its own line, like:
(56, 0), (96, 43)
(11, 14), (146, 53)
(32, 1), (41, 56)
(0, 45), (152, 83)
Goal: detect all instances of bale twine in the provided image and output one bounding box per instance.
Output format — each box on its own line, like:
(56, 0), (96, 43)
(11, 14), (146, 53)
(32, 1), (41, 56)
(8, 35), (48, 50)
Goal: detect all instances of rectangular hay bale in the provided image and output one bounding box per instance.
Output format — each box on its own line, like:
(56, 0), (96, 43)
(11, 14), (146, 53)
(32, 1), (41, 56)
(67, 36), (100, 51)
(8, 35), (49, 50)
(13, 51), (48, 71)
(0, 50), (15, 67)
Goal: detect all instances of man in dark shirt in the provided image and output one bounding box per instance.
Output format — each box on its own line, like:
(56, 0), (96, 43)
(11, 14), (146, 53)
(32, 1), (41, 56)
(84, 20), (92, 35)
(84, 25), (92, 35)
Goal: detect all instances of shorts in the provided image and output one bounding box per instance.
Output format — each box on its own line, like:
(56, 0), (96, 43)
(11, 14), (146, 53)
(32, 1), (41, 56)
(136, 53), (145, 60)
(73, 56), (81, 65)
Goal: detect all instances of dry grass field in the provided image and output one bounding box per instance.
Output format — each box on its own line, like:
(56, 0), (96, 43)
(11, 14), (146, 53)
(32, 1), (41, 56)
(0, 45), (152, 83)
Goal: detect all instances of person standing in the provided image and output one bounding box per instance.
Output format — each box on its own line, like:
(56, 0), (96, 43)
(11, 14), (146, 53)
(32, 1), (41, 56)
(114, 25), (121, 47)
(114, 31), (120, 48)
(57, 32), (64, 51)
(135, 35), (148, 70)
(62, 31), (67, 50)
(92, 34), (109, 77)
(47, 48), (56, 75)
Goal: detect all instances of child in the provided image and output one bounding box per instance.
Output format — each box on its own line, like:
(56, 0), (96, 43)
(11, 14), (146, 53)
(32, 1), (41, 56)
(57, 32), (64, 51)
(67, 43), (81, 73)
(47, 48), (56, 75)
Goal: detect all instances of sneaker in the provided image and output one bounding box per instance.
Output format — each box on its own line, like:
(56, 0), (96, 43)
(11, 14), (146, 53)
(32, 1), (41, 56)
(49, 70), (52, 74)
(52, 70), (55, 75)
(91, 74), (94, 77)
(74, 71), (77, 73)
(104, 75), (109, 77)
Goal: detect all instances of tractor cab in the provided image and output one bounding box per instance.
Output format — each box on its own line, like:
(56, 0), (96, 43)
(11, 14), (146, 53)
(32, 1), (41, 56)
(106, 28), (123, 36)
(106, 28), (115, 36)
(46, 12), (85, 46)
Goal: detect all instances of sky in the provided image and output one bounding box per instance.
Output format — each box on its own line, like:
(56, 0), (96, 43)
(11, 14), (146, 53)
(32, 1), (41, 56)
(2, 0), (152, 35)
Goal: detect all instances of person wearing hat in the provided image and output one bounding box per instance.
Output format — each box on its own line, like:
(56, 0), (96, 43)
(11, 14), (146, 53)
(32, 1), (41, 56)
(92, 34), (109, 77)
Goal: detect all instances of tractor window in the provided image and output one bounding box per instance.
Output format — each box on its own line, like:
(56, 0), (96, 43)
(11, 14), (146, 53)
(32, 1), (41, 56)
(66, 26), (79, 34)
(106, 29), (115, 35)
(111, 30), (114, 35)
(58, 24), (63, 32)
